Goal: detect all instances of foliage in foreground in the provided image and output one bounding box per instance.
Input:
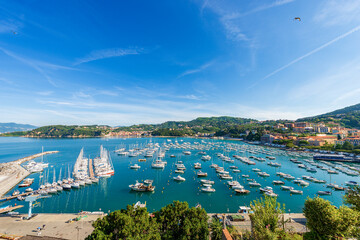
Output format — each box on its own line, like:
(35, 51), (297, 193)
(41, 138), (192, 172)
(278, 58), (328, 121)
(155, 201), (209, 239)
(210, 217), (222, 240)
(86, 204), (160, 240)
(249, 196), (302, 240)
(86, 201), (209, 240)
(344, 185), (360, 212)
(303, 197), (360, 240)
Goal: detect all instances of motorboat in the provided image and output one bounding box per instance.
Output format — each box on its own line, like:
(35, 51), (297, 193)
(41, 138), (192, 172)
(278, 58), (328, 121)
(235, 189), (250, 194)
(227, 181), (239, 186)
(260, 186), (273, 193)
(12, 190), (20, 196)
(200, 179), (214, 185)
(281, 186), (294, 191)
(219, 174), (232, 180)
(194, 163), (202, 169)
(264, 191), (278, 197)
(63, 184), (72, 190)
(152, 160), (165, 169)
(248, 181), (261, 187)
(173, 175), (186, 182)
(346, 181), (358, 186)
(201, 186), (215, 193)
(144, 179), (154, 184)
(290, 189), (303, 194)
(197, 171), (208, 177)
(232, 184), (244, 190)
(272, 180), (285, 185)
(129, 181), (155, 192)
(317, 190), (331, 195)
(258, 172), (270, 177)
(130, 164), (141, 169)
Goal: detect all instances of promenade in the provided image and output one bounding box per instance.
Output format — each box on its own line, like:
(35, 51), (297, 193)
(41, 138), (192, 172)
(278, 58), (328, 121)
(0, 212), (307, 239)
(0, 213), (101, 240)
(207, 213), (307, 233)
(0, 151), (59, 197)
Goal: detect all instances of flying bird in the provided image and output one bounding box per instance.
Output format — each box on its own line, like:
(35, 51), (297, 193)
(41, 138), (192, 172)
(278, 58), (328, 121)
(294, 17), (301, 21)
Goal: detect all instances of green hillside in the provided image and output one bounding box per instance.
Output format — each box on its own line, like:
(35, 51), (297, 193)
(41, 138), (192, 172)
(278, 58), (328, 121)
(23, 125), (109, 137)
(298, 103), (360, 129)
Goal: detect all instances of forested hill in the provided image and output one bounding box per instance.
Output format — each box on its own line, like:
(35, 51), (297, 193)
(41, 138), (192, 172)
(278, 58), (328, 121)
(20, 125), (108, 137)
(159, 116), (257, 128)
(1, 116), (257, 137)
(298, 103), (360, 129)
(116, 116), (257, 133)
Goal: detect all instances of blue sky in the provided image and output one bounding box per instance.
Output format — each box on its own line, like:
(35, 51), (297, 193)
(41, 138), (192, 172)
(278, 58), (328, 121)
(1, 0), (360, 126)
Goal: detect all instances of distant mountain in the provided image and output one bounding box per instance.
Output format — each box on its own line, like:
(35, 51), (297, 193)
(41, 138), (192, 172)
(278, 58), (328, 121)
(0, 122), (37, 133)
(298, 103), (360, 129)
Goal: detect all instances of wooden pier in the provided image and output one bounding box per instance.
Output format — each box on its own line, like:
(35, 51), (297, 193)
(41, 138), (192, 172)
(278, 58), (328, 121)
(89, 158), (94, 178)
(0, 205), (24, 214)
(0, 192), (33, 202)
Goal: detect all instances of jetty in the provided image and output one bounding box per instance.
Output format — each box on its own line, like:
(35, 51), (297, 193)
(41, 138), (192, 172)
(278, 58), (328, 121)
(0, 151), (59, 197)
(89, 158), (94, 178)
(0, 205), (24, 214)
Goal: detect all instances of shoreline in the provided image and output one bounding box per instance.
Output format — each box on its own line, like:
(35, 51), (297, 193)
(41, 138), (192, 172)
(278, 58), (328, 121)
(0, 151), (59, 197)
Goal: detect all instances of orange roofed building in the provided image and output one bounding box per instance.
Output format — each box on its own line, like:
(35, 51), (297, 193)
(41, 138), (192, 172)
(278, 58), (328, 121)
(297, 135), (337, 146)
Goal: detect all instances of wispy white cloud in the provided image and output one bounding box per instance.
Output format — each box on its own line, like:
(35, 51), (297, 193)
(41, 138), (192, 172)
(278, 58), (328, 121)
(0, 77), (14, 85)
(314, 0), (360, 26)
(0, 19), (22, 34)
(75, 47), (144, 65)
(178, 61), (214, 78)
(178, 94), (201, 100)
(0, 47), (77, 87)
(287, 58), (360, 109)
(37, 91), (53, 96)
(224, 0), (295, 20)
(202, 0), (294, 43)
(335, 88), (360, 102)
(249, 24), (360, 88)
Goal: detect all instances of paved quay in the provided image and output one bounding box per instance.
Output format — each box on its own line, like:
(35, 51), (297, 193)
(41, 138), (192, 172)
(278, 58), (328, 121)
(0, 151), (59, 198)
(207, 213), (307, 233)
(0, 213), (102, 240)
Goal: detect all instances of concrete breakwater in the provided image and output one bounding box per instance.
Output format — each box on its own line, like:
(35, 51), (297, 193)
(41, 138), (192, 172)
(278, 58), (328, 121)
(0, 151), (59, 197)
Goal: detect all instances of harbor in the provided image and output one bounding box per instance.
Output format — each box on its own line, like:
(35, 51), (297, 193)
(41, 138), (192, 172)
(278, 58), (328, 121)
(0, 137), (359, 215)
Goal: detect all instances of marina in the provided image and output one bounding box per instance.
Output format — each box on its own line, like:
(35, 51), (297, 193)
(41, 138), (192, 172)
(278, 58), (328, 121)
(0, 137), (359, 214)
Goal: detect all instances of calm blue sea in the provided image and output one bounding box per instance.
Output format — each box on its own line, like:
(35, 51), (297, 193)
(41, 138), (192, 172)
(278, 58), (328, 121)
(0, 137), (358, 214)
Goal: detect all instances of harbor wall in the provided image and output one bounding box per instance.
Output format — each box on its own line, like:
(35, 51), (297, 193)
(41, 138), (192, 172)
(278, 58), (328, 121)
(0, 151), (59, 197)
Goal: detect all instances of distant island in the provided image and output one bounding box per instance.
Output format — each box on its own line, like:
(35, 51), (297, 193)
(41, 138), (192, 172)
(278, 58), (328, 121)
(0, 122), (37, 134)
(2, 103), (360, 154)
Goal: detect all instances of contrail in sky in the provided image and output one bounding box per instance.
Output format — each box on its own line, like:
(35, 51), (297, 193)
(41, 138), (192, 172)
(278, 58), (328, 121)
(249, 24), (360, 89)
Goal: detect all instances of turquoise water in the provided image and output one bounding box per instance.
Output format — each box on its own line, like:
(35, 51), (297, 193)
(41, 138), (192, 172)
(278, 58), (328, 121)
(0, 137), (358, 214)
